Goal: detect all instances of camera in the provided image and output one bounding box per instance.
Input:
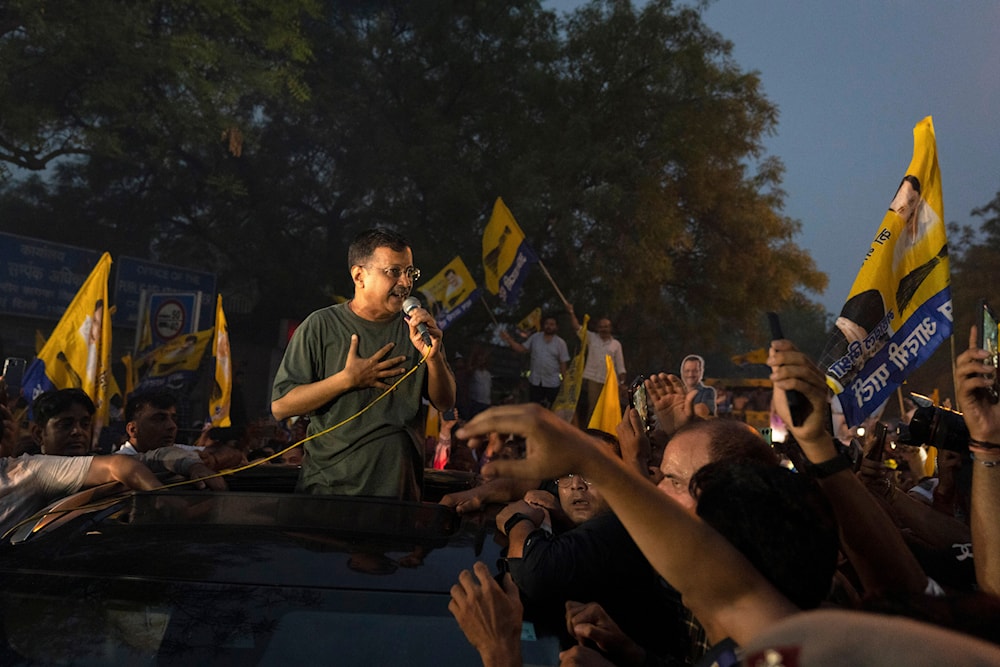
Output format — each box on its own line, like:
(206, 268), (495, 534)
(895, 393), (970, 454)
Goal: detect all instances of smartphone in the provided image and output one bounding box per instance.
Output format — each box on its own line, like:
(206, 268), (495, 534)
(442, 409), (458, 422)
(854, 422), (889, 472)
(2, 357), (26, 403)
(979, 298), (999, 404)
(766, 312), (809, 426)
(628, 375), (653, 433)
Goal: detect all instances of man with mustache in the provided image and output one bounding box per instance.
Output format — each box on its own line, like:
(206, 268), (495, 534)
(272, 228), (456, 499)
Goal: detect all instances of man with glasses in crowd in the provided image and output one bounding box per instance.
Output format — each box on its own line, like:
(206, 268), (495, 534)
(272, 228), (456, 500)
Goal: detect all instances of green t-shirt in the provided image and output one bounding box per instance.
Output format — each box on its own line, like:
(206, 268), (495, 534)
(272, 303), (427, 499)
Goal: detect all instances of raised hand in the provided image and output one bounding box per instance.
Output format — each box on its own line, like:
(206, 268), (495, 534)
(644, 373), (694, 437)
(767, 339), (832, 457)
(459, 404), (608, 485)
(955, 325), (1000, 444)
(616, 408), (652, 478)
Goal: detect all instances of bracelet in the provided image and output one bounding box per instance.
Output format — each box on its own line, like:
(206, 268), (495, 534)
(503, 512), (536, 536)
(970, 438), (1000, 450)
(803, 452), (853, 479)
(971, 451), (1000, 468)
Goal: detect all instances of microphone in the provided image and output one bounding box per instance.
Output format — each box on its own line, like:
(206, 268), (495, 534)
(402, 296), (433, 347)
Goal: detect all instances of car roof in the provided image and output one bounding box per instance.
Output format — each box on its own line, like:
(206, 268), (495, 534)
(0, 469), (564, 666)
(2, 468), (499, 592)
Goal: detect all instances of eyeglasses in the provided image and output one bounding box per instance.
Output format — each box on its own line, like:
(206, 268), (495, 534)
(555, 473), (591, 488)
(367, 265), (420, 282)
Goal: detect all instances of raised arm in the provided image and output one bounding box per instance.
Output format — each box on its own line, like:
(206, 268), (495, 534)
(499, 329), (528, 355)
(768, 339), (928, 596)
(645, 373), (696, 439)
(565, 301), (582, 333)
(458, 405), (797, 645)
(954, 325), (1000, 596)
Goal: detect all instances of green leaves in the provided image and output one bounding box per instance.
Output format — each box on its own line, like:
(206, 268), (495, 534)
(2, 0), (830, 371)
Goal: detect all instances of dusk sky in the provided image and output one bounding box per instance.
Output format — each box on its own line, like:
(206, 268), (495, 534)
(548, 0), (1000, 314)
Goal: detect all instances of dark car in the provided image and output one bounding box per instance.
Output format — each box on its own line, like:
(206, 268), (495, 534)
(0, 468), (560, 665)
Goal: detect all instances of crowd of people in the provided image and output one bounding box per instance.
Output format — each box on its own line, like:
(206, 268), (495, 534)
(2, 227), (1000, 666)
(446, 332), (1000, 665)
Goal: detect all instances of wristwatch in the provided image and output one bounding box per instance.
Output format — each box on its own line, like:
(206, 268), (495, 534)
(502, 512), (536, 536)
(803, 451), (853, 479)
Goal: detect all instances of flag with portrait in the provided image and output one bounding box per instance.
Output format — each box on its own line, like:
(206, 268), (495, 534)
(819, 117), (952, 427)
(135, 329), (212, 393)
(417, 256), (480, 330)
(23, 252), (113, 437)
(482, 197), (537, 305)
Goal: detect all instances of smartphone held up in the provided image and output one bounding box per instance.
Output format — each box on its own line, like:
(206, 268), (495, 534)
(628, 375), (654, 434)
(979, 298), (999, 404)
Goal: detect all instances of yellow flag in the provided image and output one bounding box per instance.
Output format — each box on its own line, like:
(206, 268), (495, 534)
(122, 354), (135, 398)
(821, 117), (952, 427)
(731, 348), (768, 366)
(425, 404), (440, 440)
(553, 314), (589, 421)
(517, 307), (542, 334)
(587, 355), (621, 435)
(481, 197), (537, 303)
(136, 330), (212, 395)
(417, 256), (480, 329)
(209, 295), (232, 427)
(23, 253), (112, 441)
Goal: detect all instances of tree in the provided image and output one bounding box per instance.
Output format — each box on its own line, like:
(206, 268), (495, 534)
(0, 0), (317, 175)
(1, 0), (827, 378)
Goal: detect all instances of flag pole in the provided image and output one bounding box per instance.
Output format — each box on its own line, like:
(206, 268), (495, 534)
(479, 293), (500, 328)
(536, 260), (570, 306)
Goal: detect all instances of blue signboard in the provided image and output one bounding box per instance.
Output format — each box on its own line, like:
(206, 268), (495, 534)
(0, 232), (102, 319)
(113, 257), (216, 328)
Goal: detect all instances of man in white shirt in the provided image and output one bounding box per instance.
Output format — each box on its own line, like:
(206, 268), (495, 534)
(566, 303), (626, 424)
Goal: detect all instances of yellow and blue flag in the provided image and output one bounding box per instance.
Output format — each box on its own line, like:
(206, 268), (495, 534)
(23, 252), (112, 439)
(417, 256), (480, 330)
(208, 295), (232, 427)
(820, 117), (952, 427)
(482, 197), (537, 305)
(135, 329), (212, 393)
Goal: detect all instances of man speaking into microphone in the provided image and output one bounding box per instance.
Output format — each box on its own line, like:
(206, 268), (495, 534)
(271, 228), (456, 500)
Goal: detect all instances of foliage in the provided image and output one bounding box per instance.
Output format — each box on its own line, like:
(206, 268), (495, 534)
(1, 0), (828, 374)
